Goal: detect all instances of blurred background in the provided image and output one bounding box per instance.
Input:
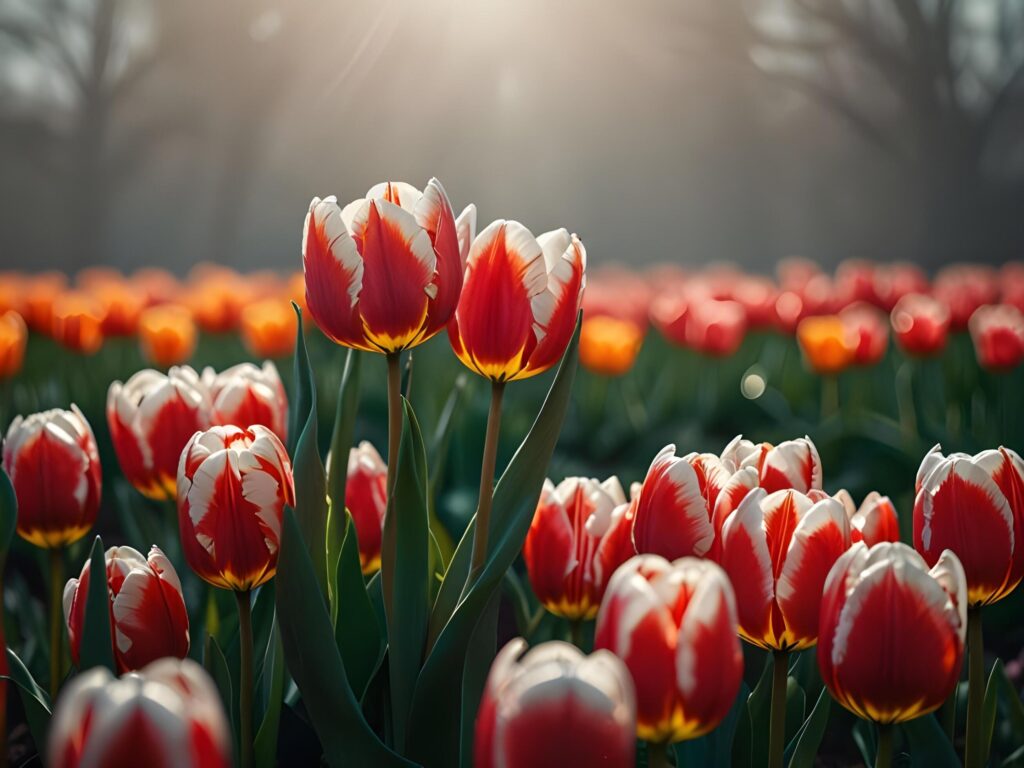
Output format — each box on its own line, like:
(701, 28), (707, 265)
(2, 0), (1023, 274)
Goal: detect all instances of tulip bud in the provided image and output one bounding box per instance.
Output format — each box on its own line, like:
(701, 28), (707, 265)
(204, 361), (288, 444)
(177, 425), (294, 591)
(474, 638), (636, 768)
(342, 441), (388, 575)
(890, 293), (950, 357)
(303, 179), (464, 353)
(594, 556), (743, 743)
(50, 291), (104, 355)
(523, 476), (634, 620)
(48, 658), (231, 767)
(631, 446), (714, 561)
(835, 490), (900, 546)
(819, 542), (966, 724)
(720, 434), (823, 495)
(2, 406), (101, 548)
(719, 488), (851, 650)
(968, 304), (1024, 372)
(448, 220), (586, 382)
(108, 367), (213, 500)
(0, 310), (28, 380)
(913, 446), (1024, 606)
(64, 546), (189, 673)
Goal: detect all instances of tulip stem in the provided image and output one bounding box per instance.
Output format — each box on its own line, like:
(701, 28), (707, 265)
(468, 382), (505, 583)
(875, 722), (893, 768)
(647, 741), (671, 768)
(769, 650), (789, 768)
(965, 607), (984, 768)
(235, 590), (254, 768)
(48, 547), (63, 700)
(385, 352), (402, 497)
(569, 619), (583, 649)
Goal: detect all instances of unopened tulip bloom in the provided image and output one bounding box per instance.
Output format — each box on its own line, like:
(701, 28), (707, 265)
(523, 476), (635, 621)
(204, 361), (288, 444)
(835, 490), (900, 546)
(108, 367), (213, 500)
(631, 446), (714, 561)
(890, 293), (950, 357)
(343, 441), (388, 575)
(594, 556), (742, 750)
(685, 298), (746, 356)
(138, 304), (197, 368)
(720, 434), (823, 495)
(796, 315), (855, 375)
(839, 302), (888, 366)
(47, 658), (231, 768)
(50, 291), (104, 355)
(475, 638), (636, 768)
(0, 310), (27, 380)
(240, 298), (297, 358)
(64, 546), (189, 673)
(579, 316), (643, 376)
(968, 304), (1024, 372)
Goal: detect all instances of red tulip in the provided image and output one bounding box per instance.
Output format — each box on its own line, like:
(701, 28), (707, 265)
(475, 638), (636, 768)
(108, 367), (213, 500)
(835, 490), (900, 546)
(177, 425), (295, 591)
(523, 476), (635, 620)
(933, 264), (999, 330)
(968, 304), (1024, 372)
(632, 446), (714, 561)
(720, 435), (823, 495)
(302, 179), (464, 353)
(834, 260), (879, 308)
(47, 658), (231, 768)
(818, 542), (966, 724)
(204, 361), (288, 444)
(839, 302), (889, 366)
(732, 275), (779, 328)
(2, 406), (101, 548)
(583, 266), (652, 330)
(594, 556), (743, 743)
(890, 293), (950, 357)
(685, 298), (746, 357)
(913, 445), (1024, 606)
(64, 546), (189, 674)
(342, 441), (388, 575)
(719, 488), (851, 650)
(448, 221), (586, 382)
(873, 262), (929, 311)
(649, 291), (689, 346)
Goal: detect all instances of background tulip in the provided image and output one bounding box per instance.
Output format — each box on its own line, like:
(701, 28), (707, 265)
(204, 361), (288, 444)
(474, 638), (636, 768)
(890, 293), (950, 356)
(50, 291), (104, 355)
(138, 304), (197, 368)
(108, 366), (213, 500)
(835, 490), (900, 546)
(685, 297), (747, 357)
(579, 315), (644, 376)
(969, 304), (1024, 372)
(64, 545), (189, 673)
(47, 658), (231, 768)
(839, 302), (889, 366)
(240, 298), (297, 359)
(523, 476), (634, 621)
(594, 556), (743, 745)
(343, 441), (388, 575)
(721, 434), (823, 495)
(796, 315), (856, 375)
(0, 310), (27, 380)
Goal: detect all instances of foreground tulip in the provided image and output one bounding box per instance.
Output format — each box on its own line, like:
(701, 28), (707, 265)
(343, 441), (388, 575)
(64, 546), (189, 674)
(594, 556), (742, 756)
(47, 658), (231, 768)
(177, 424), (294, 768)
(968, 304), (1024, 372)
(834, 490), (900, 546)
(138, 304), (197, 368)
(474, 638), (636, 768)
(631, 446), (714, 561)
(204, 361), (288, 444)
(890, 293), (950, 357)
(523, 476), (634, 624)
(819, 543), (966, 767)
(0, 310), (27, 379)
(579, 316), (643, 376)
(108, 366), (213, 500)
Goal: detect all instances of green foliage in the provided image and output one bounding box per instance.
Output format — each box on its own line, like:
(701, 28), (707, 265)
(327, 348), (361, 611)
(4, 647), (51, 750)
(334, 511), (384, 700)
(79, 536), (115, 674)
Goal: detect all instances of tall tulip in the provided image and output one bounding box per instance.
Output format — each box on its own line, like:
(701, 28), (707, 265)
(108, 366), (213, 500)
(343, 441), (388, 575)
(474, 638), (636, 768)
(819, 543), (966, 767)
(204, 361), (288, 444)
(177, 424), (294, 768)
(594, 556), (742, 762)
(47, 658), (231, 768)
(64, 546), (189, 674)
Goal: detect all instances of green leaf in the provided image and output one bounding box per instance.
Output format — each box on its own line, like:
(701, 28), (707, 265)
(3, 648), (51, 749)
(287, 303), (313, 456)
(901, 714), (960, 767)
(406, 320), (580, 768)
(79, 536), (115, 673)
(733, 655), (773, 768)
(983, 660), (1004, 766)
(785, 686), (830, 768)
(380, 399), (431, 751)
(275, 506), (414, 767)
(204, 634), (237, 757)
(251, 582), (277, 695)
(458, 593), (499, 768)
(784, 677), (806, 744)
(997, 660), (1024, 743)
(334, 511), (384, 700)
(0, 465), (17, 567)
(327, 348), (361, 615)
(254, 628), (284, 768)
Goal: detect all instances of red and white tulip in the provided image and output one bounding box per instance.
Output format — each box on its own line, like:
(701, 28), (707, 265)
(631, 446), (714, 561)
(204, 361), (288, 444)
(968, 304), (1024, 372)
(343, 441), (388, 575)
(890, 293), (951, 357)
(835, 490), (900, 546)
(720, 435), (823, 495)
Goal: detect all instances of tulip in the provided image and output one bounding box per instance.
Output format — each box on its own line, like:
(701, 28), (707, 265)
(593, 556), (742, 757)
(933, 264), (999, 330)
(873, 262), (929, 311)
(631, 445), (714, 561)
(47, 658), (231, 768)
(685, 298), (746, 356)
(834, 259), (879, 308)
(579, 316), (643, 377)
(22, 271), (66, 334)
(720, 434), (823, 495)
(818, 542), (966, 767)
(523, 476), (634, 623)
(890, 293), (950, 357)
(108, 366), (212, 500)
(89, 279), (145, 337)
(0, 310), (27, 380)
(138, 304), (197, 368)
(64, 545), (189, 673)
(475, 638), (636, 768)
(968, 304), (1024, 372)
(839, 302), (888, 366)
(583, 266), (652, 329)
(0, 271), (25, 316)
(834, 489), (900, 546)
(343, 441), (388, 575)
(50, 291), (104, 355)
(240, 297), (298, 359)
(204, 361), (288, 444)
(184, 265), (250, 333)
(796, 314), (856, 375)
(732, 275), (779, 328)
(132, 267), (181, 307)
(649, 291), (689, 346)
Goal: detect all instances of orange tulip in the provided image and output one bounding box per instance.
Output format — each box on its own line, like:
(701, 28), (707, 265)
(240, 299), (297, 359)
(0, 272), (26, 315)
(0, 311), (27, 379)
(796, 315), (856, 375)
(22, 272), (67, 334)
(51, 292), (104, 354)
(88, 280), (145, 337)
(139, 305), (197, 367)
(132, 268), (181, 307)
(579, 316), (643, 377)
(184, 265), (250, 334)
(285, 271), (307, 313)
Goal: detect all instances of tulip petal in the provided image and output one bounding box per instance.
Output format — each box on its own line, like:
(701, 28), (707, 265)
(632, 445), (714, 560)
(719, 489), (776, 648)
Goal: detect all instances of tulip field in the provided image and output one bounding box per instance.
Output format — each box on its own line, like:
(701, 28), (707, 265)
(1, 180), (1024, 768)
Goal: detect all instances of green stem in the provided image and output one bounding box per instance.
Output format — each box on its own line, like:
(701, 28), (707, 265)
(236, 590), (254, 768)
(569, 619), (583, 649)
(769, 650), (789, 768)
(467, 382), (505, 583)
(647, 741), (671, 768)
(875, 722), (893, 768)
(385, 353), (402, 498)
(821, 375), (839, 421)
(965, 607), (985, 768)
(48, 547), (64, 700)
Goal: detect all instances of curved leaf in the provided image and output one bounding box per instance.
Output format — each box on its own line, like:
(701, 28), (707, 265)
(204, 634), (236, 754)
(287, 303), (313, 456)
(902, 714), (960, 767)
(327, 348), (361, 612)
(786, 686), (830, 768)
(254, 628), (284, 768)
(335, 511), (384, 700)
(80, 536), (115, 673)
(3, 648), (51, 749)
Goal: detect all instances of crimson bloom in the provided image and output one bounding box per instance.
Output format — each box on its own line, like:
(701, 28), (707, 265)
(835, 490), (900, 546)
(64, 546), (189, 674)
(108, 367), (213, 500)
(475, 638), (636, 768)
(594, 556), (743, 743)
(204, 361), (288, 444)
(448, 221), (586, 382)
(343, 441), (388, 575)
(523, 476), (635, 620)
(933, 264), (999, 330)
(47, 658), (231, 768)
(718, 488), (851, 651)
(177, 425), (294, 591)
(2, 406), (101, 548)
(839, 302), (889, 366)
(968, 304), (1024, 372)
(302, 179), (466, 353)
(818, 542), (966, 724)
(631, 446), (714, 561)
(890, 293), (950, 357)
(720, 434), (823, 495)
